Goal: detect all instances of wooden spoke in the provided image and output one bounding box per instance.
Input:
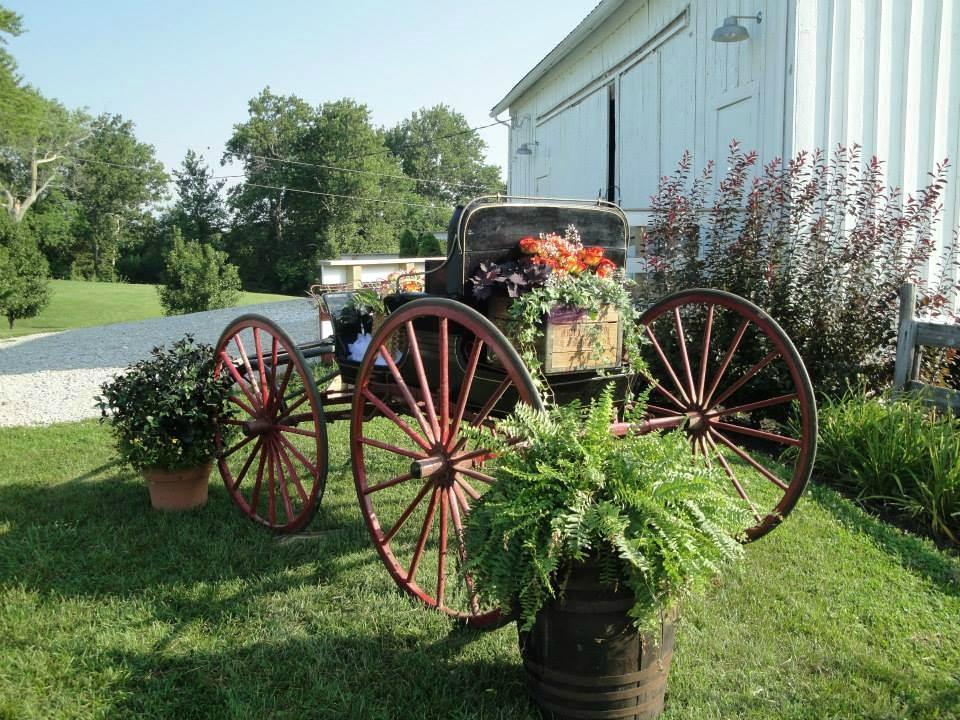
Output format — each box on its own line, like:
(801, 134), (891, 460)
(276, 432), (320, 478)
(271, 364), (293, 415)
(266, 444), (277, 525)
(470, 377), (512, 428)
(710, 428), (790, 491)
(446, 489), (480, 615)
(230, 437), (264, 491)
(711, 349), (781, 409)
(451, 447), (496, 465)
(249, 447), (267, 515)
(457, 466), (495, 485)
(455, 476), (481, 501)
(233, 336), (263, 404)
(705, 433), (761, 522)
(698, 304), (715, 403)
(383, 481), (433, 544)
(275, 441), (309, 504)
(357, 436), (426, 460)
(227, 394), (257, 417)
(276, 425), (319, 438)
(378, 345), (436, 444)
(271, 438), (296, 523)
(638, 368), (688, 410)
(407, 486), (440, 585)
(451, 481), (471, 514)
(711, 420), (801, 446)
(361, 388), (432, 452)
(646, 403), (679, 416)
(253, 327), (268, 404)
(674, 307), (697, 401)
(447, 338), (484, 450)
(362, 473), (414, 496)
(644, 324), (691, 405)
(220, 352), (261, 410)
(275, 393), (309, 425)
(437, 487), (449, 608)
(270, 336), (279, 407)
(439, 318), (450, 446)
(221, 433), (256, 460)
(405, 320), (442, 443)
(705, 393), (798, 419)
(703, 319), (750, 408)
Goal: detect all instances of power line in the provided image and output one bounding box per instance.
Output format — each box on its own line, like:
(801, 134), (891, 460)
(240, 181), (442, 209)
(340, 119), (503, 161)
(240, 153), (491, 191)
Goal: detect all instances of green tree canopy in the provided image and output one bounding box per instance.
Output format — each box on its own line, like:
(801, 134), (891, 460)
(171, 149), (228, 245)
(225, 88), (421, 293)
(67, 113), (168, 280)
(0, 217), (50, 328)
(385, 104), (504, 223)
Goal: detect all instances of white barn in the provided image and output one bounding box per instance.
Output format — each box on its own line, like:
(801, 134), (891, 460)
(491, 0), (960, 269)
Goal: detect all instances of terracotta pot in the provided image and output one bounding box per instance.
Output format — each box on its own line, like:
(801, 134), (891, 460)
(519, 559), (676, 720)
(143, 462), (212, 511)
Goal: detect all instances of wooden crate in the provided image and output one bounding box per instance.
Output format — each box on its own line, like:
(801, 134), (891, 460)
(488, 297), (623, 374)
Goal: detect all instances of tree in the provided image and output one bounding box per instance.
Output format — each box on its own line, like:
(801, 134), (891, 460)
(417, 232), (442, 256)
(158, 230), (241, 315)
(385, 104), (504, 225)
(225, 88), (416, 293)
(171, 149), (228, 245)
(68, 114), (168, 280)
(398, 229), (419, 257)
(0, 219), (50, 328)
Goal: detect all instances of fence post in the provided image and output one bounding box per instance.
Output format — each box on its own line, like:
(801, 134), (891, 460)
(893, 282), (917, 390)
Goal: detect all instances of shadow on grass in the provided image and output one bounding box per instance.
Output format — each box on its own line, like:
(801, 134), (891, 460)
(809, 482), (960, 597)
(0, 462), (371, 604)
(102, 629), (532, 720)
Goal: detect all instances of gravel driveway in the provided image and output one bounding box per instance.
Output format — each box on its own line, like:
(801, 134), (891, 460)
(0, 299), (321, 427)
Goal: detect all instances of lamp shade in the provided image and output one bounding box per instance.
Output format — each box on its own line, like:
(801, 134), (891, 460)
(712, 16), (750, 42)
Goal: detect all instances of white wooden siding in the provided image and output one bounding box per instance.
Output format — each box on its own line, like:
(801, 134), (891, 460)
(792, 0), (960, 279)
(504, 0), (960, 278)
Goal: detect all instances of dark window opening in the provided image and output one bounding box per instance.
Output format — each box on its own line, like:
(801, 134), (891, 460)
(607, 84), (617, 203)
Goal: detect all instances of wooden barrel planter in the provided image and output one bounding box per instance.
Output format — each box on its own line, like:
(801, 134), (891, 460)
(518, 560), (675, 720)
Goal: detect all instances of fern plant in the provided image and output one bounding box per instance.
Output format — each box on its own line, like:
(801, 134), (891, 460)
(463, 387), (751, 632)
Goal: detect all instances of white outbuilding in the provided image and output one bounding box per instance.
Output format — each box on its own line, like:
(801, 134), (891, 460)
(491, 0), (960, 269)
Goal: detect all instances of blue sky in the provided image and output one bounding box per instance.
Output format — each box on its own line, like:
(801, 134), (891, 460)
(6, 0), (591, 183)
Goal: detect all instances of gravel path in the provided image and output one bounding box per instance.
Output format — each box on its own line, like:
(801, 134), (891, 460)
(0, 299), (320, 427)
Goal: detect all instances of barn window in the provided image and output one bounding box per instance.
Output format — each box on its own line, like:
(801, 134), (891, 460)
(606, 83), (617, 203)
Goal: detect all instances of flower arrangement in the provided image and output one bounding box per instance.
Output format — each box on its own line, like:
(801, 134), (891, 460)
(469, 225), (643, 387)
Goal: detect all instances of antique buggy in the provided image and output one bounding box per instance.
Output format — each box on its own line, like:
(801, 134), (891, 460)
(213, 197), (817, 627)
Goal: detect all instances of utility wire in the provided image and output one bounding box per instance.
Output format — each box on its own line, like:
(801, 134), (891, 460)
(232, 182), (443, 208)
(240, 153), (491, 191)
(339, 119), (503, 161)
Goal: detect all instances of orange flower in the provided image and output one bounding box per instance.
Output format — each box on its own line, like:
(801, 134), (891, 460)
(562, 256), (583, 274)
(519, 236), (540, 254)
(595, 258), (617, 277)
(580, 246), (605, 268)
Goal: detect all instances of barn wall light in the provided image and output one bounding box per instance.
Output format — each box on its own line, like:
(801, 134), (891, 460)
(515, 142), (539, 156)
(711, 12), (762, 43)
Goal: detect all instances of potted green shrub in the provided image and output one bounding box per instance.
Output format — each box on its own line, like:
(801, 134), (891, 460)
(464, 387), (750, 720)
(97, 335), (234, 510)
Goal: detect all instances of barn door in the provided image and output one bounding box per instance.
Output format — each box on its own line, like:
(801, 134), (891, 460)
(704, 1), (766, 166)
(534, 87), (609, 199)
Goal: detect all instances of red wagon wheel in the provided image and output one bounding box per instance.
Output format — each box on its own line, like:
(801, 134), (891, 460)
(638, 289), (817, 541)
(214, 314), (328, 533)
(351, 298), (543, 627)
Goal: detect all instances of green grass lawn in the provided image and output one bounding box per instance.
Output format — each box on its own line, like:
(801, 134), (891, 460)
(0, 280), (298, 340)
(0, 420), (958, 719)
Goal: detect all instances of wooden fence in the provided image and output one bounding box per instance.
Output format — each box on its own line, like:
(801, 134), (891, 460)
(893, 282), (960, 413)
